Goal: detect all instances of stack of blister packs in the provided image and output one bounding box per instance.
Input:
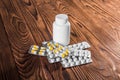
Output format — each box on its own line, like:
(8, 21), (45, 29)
(28, 41), (92, 68)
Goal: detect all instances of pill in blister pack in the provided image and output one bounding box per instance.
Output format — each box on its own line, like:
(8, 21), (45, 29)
(28, 41), (92, 68)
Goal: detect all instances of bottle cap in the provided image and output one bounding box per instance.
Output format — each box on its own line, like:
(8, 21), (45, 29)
(55, 14), (68, 25)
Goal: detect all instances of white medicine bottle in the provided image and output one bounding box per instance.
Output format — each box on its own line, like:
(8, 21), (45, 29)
(53, 14), (70, 46)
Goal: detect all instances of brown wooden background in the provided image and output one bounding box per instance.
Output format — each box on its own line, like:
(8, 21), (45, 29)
(0, 0), (120, 80)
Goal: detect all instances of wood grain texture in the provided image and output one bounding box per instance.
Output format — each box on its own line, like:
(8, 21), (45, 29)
(0, 0), (120, 80)
(0, 14), (19, 80)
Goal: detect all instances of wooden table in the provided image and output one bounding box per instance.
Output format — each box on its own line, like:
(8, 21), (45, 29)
(0, 0), (120, 80)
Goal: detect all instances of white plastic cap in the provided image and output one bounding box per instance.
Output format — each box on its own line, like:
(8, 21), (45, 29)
(55, 14), (68, 25)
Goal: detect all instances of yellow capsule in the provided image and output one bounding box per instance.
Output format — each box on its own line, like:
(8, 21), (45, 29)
(55, 43), (59, 47)
(33, 47), (39, 51)
(56, 49), (59, 53)
(47, 42), (51, 46)
(53, 49), (57, 54)
(33, 48), (38, 51)
(65, 49), (69, 52)
(39, 51), (43, 55)
(51, 44), (55, 48)
(61, 54), (65, 58)
(33, 45), (39, 48)
(65, 52), (68, 56)
(31, 50), (35, 54)
(57, 48), (60, 51)
(41, 47), (46, 50)
(49, 47), (53, 51)
(59, 46), (63, 50)
(40, 49), (45, 52)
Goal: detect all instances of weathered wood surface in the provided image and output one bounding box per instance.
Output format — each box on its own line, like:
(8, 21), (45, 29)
(0, 0), (120, 80)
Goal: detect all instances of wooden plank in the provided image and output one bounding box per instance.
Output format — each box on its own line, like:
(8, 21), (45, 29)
(0, 0), (65, 80)
(0, 14), (19, 80)
(0, 0), (44, 80)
